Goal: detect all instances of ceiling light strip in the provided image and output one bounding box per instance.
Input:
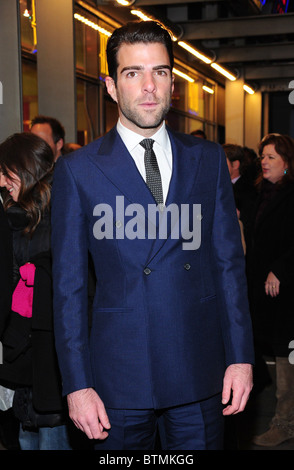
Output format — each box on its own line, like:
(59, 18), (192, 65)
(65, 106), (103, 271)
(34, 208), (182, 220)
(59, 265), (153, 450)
(202, 85), (214, 94)
(130, 9), (178, 41)
(210, 63), (237, 81)
(74, 13), (112, 37)
(243, 84), (255, 94)
(178, 41), (212, 64)
(173, 68), (195, 83)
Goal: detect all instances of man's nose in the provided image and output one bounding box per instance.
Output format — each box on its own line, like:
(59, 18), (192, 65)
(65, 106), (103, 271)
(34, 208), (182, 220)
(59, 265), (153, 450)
(143, 72), (156, 93)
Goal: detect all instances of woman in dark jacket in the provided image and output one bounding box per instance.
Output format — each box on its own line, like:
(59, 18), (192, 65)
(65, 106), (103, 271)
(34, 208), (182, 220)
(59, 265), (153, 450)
(0, 133), (72, 450)
(246, 133), (294, 447)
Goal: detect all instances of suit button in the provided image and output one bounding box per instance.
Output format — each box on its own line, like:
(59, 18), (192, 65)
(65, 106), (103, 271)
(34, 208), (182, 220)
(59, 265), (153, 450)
(184, 263), (191, 270)
(144, 267), (151, 275)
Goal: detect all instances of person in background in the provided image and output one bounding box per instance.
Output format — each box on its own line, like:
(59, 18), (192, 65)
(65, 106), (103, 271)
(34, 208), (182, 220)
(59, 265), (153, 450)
(63, 143), (82, 154)
(242, 146), (261, 186)
(223, 143), (257, 248)
(0, 132), (72, 450)
(30, 115), (65, 162)
(190, 129), (207, 139)
(0, 175), (17, 450)
(0, 178), (12, 337)
(245, 133), (294, 447)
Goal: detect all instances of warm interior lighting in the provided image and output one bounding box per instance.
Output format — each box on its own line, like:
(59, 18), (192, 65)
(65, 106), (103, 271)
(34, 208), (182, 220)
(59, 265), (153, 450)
(74, 13), (112, 37)
(131, 9), (154, 21)
(116, 0), (131, 5)
(202, 85), (214, 94)
(210, 63), (237, 81)
(173, 68), (195, 83)
(178, 42), (212, 64)
(23, 9), (30, 17)
(243, 84), (255, 95)
(178, 41), (212, 65)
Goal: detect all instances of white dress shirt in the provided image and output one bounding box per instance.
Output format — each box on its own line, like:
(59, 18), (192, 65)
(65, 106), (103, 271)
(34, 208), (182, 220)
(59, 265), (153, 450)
(116, 119), (173, 204)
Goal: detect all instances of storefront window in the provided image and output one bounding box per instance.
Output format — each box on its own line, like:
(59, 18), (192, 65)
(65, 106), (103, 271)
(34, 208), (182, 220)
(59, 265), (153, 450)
(75, 10), (99, 78)
(22, 60), (38, 131)
(74, 5), (115, 140)
(19, 0), (37, 53)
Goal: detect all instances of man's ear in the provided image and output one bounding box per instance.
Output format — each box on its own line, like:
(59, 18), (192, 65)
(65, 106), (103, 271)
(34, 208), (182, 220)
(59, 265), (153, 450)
(56, 138), (64, 154)
(105, 76), (118, 103)
(233, 160), (240, 171)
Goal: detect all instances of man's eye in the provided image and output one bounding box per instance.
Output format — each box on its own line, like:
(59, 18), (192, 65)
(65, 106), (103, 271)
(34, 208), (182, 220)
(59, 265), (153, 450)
(126, 71), (137, 78)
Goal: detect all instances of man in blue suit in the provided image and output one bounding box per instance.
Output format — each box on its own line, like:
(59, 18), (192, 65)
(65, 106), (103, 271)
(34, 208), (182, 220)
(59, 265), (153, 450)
(51, 21), (254, 450)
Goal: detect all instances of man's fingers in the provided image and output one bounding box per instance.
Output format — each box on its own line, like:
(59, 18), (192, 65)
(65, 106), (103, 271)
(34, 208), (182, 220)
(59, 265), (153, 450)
(97, 400), (111, 431)
(67, 388), (111, 440)
(222, 363), (253, 416)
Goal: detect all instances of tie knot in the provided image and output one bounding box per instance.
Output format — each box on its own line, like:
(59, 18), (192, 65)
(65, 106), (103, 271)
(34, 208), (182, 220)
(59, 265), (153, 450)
(140, 138), (154, 151)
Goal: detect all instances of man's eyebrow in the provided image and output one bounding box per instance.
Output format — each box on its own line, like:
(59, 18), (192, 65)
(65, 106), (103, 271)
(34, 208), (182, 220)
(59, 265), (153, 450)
(120, 64), (171, 74)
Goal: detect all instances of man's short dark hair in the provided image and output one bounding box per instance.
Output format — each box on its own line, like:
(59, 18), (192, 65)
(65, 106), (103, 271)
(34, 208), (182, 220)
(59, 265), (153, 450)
(31, 115), (65, 144)
(222, 144), (246, 175)
(106, 21), (174, 84)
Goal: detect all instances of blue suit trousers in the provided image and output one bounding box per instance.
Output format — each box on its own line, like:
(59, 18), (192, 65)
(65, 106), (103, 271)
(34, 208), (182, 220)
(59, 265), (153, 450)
(94, 393), (224, 450)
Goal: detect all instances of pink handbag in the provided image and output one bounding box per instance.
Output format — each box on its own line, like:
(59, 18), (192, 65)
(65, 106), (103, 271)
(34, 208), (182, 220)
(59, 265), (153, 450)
(11, 263), (36, 318)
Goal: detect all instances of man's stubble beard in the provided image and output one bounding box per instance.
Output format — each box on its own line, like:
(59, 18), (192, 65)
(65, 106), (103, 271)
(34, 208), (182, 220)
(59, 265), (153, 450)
(117, 91), (172, 130)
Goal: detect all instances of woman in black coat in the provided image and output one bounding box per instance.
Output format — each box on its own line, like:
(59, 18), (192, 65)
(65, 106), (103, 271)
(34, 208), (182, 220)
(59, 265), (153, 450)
(0, 133), (72, 450)
(0, 197), (12, 338)
(246, 133), (294, 447)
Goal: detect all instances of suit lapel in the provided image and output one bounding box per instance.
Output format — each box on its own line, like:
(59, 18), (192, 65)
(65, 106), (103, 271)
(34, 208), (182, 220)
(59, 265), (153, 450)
(88, 127), (155, 209)
(146, 128), (203, 262)
(166, 128), (202, 207)
(87, 126), (203, 263)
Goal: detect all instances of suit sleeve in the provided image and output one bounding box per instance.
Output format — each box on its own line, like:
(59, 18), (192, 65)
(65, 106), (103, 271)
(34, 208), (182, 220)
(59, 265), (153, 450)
(211, 145), (254, 366)
(51, 157), (95, 396)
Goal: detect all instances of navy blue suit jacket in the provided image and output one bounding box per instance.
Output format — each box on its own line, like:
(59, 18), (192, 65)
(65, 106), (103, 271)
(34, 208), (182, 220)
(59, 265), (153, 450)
(51, 126), (254, 409)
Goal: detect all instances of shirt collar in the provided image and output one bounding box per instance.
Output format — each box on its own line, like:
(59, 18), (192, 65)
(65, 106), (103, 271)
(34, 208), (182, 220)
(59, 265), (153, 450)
(116, 119), (169, 153)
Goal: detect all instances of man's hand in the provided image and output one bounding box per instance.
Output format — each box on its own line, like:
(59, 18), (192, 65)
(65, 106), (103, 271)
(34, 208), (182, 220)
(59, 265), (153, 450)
(222, 363), (253, 416)
(67, 388), (111, 440)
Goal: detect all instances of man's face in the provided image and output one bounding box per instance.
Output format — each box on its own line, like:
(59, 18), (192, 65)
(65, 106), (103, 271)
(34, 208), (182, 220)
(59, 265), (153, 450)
(31, 123), (62, 161)
(105, 42), (174, 136)
(226, 158), (240, 180)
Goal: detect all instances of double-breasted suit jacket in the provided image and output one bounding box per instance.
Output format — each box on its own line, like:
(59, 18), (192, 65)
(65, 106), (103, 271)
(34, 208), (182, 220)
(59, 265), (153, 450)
(51, 126), (254, 410)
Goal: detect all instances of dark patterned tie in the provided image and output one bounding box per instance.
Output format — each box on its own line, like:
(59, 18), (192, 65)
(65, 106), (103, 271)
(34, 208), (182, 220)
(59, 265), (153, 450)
(140, 138), (164, 206)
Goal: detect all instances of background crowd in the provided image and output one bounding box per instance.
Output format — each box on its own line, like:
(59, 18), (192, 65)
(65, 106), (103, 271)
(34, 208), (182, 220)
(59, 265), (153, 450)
(0, 113), (294, 450)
